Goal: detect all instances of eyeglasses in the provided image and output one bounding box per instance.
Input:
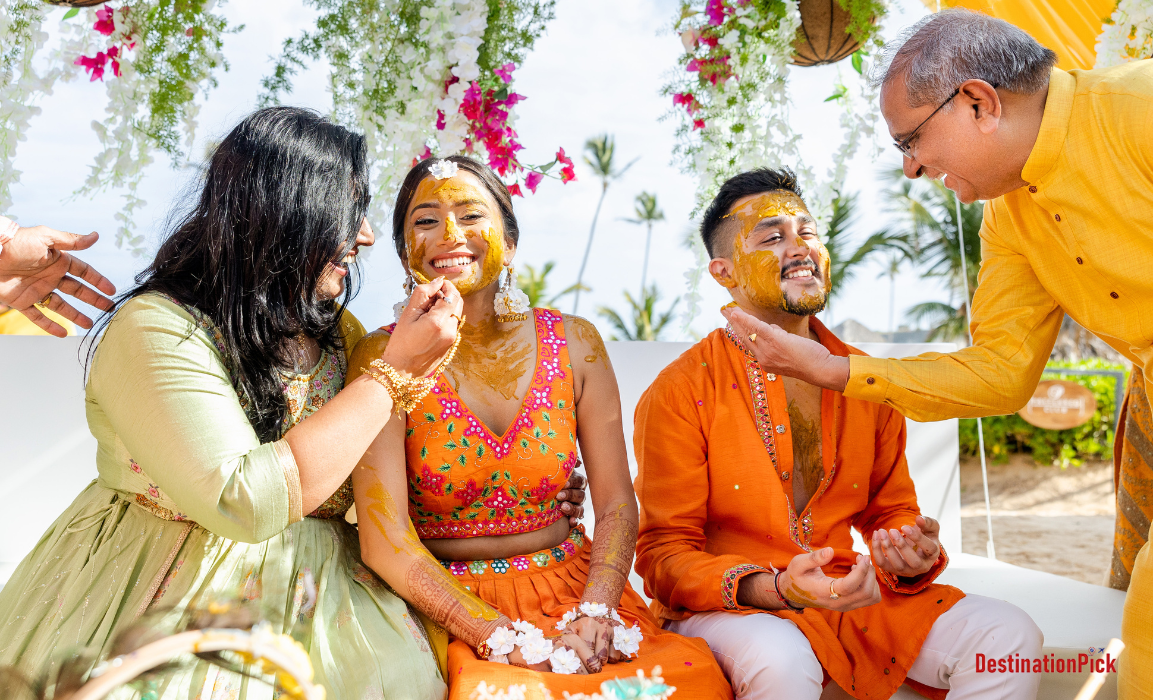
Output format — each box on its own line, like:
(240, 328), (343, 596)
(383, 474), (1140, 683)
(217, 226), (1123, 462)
(891, 83), (998, 159)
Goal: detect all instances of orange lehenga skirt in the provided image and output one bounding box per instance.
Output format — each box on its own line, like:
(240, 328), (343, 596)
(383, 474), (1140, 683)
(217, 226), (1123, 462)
(441, 527), (732, 699)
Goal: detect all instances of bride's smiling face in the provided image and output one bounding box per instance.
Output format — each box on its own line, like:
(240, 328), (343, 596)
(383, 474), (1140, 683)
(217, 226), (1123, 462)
(403, 170), (513, 296)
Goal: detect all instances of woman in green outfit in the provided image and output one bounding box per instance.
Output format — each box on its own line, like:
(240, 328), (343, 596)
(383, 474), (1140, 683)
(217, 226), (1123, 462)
(0, 107), (464, 699)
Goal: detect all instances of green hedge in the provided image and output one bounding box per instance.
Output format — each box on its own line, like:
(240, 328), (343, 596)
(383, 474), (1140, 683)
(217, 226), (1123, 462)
(959, 358), (1129, 467)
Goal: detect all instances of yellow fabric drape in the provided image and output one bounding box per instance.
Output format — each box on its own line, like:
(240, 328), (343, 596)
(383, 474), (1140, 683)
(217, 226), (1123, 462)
(920, 0), (1115, 69)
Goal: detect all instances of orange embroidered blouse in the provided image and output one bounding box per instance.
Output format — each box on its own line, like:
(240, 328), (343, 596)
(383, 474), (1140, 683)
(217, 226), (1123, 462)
(392, 308), (579, 539)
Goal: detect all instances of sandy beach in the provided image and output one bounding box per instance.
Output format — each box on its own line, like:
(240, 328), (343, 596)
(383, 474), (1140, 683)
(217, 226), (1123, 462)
(959, 455), (1116, 585)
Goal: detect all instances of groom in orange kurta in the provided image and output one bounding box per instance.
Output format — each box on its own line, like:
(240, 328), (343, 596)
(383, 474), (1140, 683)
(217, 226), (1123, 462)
(633, 168), (1042, 700)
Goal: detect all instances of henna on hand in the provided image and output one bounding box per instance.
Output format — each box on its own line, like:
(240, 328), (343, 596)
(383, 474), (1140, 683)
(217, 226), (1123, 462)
(581, 505), (637, 609)
(404, 556), (510, 649)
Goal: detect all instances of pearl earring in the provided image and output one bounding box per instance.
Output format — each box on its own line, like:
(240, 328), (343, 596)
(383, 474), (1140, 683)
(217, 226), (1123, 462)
(494, 264), (530, 323)
(393, 273), (416, 322)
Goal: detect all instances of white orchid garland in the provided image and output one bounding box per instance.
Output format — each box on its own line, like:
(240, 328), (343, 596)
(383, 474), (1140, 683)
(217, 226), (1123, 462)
(1096, 0), (1153, 67)
(0, 1), (56, 214)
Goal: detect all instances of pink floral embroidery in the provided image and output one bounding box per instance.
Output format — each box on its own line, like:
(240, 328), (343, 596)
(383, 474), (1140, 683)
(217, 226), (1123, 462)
(129, 459), (142, 474)
(453, 479), (482, 506)
(560, 540), (576, 556)
(420, 465), (446, 495)
(449, 561), (469, 576)
(529, 476), (555, 503)
(484, 489), (517, 511)
(512, 556), (530, 571)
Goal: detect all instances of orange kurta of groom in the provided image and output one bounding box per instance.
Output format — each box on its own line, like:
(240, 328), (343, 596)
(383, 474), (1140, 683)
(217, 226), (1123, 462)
(634, 321), (965, 700)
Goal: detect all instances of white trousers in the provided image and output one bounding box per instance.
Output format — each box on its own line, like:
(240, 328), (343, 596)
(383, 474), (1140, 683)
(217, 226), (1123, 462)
(667, 594), (1043, 700)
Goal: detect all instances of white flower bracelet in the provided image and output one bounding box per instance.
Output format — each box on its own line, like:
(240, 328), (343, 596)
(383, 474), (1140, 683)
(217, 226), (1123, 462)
(555, 602), (643, 657)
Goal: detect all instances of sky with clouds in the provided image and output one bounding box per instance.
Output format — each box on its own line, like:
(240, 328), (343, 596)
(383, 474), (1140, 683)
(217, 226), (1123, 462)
(6, 0), (950, 338)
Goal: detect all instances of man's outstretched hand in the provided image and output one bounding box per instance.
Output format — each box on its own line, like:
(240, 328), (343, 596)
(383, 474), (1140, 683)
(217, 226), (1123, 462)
(870, 515), (942, 578)
(0, 224), (117, 337)
(720, 305), (850, 392)
(737, 547), (881, 613)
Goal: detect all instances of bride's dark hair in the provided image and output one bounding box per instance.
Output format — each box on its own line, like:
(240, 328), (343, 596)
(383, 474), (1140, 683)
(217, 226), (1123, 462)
(92, 106), (371, 441)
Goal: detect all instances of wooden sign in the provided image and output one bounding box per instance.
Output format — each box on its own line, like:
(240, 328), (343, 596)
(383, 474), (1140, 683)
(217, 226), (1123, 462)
(1018, 380), (1097, 430)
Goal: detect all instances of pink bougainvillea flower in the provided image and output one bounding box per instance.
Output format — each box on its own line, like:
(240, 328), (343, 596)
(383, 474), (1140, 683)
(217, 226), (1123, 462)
(680, 28), (701, 53)
(418, 145), (432, 160)
(93, 6), (116, 36)
(704, 0), (730, 26)
(75, 52), (108, 81)
(435, 109), (446, 130)
(524, 171), (544, 194)
(673, 92), (701, 115)
(686, 58), (702, 73)
(556, 147), (577, 183)
(693, 118), (706, 130)
(493, 62), (516, 83)
(506, 183), (523, 197)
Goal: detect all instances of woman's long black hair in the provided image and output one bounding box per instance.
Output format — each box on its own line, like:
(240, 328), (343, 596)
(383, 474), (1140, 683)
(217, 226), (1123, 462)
(91, 106), (371, 441)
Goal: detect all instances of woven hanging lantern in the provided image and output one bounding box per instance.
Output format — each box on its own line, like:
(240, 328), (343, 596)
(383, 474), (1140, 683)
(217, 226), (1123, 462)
(41, 1), (109, 6)
(792, 0), (870, 67)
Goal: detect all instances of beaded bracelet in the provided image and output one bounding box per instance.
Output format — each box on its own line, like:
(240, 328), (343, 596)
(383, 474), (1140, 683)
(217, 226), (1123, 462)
(364, 313), (464, 414)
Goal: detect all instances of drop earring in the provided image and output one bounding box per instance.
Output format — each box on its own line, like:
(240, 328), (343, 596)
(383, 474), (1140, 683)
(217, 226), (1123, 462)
(393, 273), (416, 322)
(494, 264), (530, 322)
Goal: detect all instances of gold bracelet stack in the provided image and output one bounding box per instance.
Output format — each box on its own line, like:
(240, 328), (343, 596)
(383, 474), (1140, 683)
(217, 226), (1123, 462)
(365, 314), (464, 414)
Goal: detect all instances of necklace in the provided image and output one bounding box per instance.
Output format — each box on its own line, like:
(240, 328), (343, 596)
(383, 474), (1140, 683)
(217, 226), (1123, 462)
(287, 334), (315, 373)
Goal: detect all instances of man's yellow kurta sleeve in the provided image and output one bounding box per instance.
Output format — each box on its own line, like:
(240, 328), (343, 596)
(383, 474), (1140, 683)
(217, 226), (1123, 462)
(88, 295), (301, 542)
(633, 372), (768, 615)
(846, 201), (1064, 422)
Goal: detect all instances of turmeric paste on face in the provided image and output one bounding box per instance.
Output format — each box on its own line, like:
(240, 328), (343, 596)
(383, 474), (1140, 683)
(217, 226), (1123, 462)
(404, 175), (506, 294)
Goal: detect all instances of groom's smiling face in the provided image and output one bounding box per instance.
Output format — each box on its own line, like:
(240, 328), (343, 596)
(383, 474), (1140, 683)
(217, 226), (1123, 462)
(708, 190), (832, 316)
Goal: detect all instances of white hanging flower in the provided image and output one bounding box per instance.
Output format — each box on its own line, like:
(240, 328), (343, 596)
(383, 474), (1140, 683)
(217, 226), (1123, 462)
(494, 286), (530, 317)
(429, 159), (459, 179)
(518, 634), (552, 665)
(1096, 0), (1153, 67)
(486, 626), (518, 656)
(548, 647), (582, 675)
(609, 609), (624, 625)
(393, 299), (407, 322)
(612, 623), (643, 657)
(555, 609), (578, 631)
(579, 602), (610, 618)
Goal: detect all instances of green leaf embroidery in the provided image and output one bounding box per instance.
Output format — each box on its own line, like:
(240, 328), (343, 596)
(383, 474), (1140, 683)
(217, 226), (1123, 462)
(525, 507), (535, 515)
(520, 438), (529, 449)
(503, 470), (513, 481)
(424, 413), (436, 422)
(533, 427), (543, 438)
(443, 440), (458, 450)
(557, 400), (567, 409)
(488, 509), (497, 519)
(447, 421), (455, 434)
(506, 508), (516, 518)
(509, 486), (519, 498)
(460, 436), (470, 448)
(445, 483), (454, 494)
(406, 428), (415, 437)
(437, 463), (452, 473)
(467, 512), (479, 520)
(482, 485), (493, 497)
(451, 512), (461, 520)
(491, 471), (500, 482)
(476, 444), (485, 458)
(518, 498), (528, 506)
(539, 443), (549, 455)
(542, 411), (551, 422)
(420, 446), (428, 460)
(457, 455), (467, 467)
(547, 430), (557, 439)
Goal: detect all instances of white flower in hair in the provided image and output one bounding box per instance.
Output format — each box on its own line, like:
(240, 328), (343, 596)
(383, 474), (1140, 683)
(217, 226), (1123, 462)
(518, 634), (552, 665)
(487, 626), (518, 656)
(392, 299), (407, 322)
(556, 609), (578, 631)
(548, 647), (582, 674)
(429, 159), (459, 179)
(612, 623), (643, 657)
(579, 602), (609, 618)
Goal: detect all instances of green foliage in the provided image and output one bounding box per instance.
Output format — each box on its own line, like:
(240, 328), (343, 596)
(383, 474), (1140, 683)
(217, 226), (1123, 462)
(516, 261), (585, 309)
(823, 191), (902, 300)
(836, 0), (887, 45)
(596, 285), (679, 341)
(135, 0), (231, 165)
(476, 0), (556, 78)
(959, 358), (1129, 467)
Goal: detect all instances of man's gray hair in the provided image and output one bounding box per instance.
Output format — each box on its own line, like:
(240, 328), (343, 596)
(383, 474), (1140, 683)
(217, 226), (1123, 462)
(872, 8), (1058, 108)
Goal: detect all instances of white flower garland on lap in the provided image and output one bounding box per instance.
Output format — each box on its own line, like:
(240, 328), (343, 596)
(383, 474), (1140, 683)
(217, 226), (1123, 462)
(482, 604), (643, 675)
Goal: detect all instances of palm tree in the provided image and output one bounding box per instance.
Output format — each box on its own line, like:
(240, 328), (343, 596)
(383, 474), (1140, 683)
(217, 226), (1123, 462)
(623, 192), (665, 298)
(878, 252), (906, 333)
(819, 191), (903, 324)
(516, 262), (587, 309)
(596, 285), (679, 341)
(881, 169), (984, 341)
(571, 134), (638, 315)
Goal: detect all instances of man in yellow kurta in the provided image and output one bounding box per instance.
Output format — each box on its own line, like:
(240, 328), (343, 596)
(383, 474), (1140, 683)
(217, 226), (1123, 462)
(635, 168), (1042, 700)
(725, 10), (1152, 697)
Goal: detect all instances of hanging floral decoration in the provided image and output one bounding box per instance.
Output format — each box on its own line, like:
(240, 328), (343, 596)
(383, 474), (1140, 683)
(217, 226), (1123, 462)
(663, 0), (886, 334)
(1095, 0), (1153, 67)
(261, 0), (571, 224)
(0, 0), (232, 255)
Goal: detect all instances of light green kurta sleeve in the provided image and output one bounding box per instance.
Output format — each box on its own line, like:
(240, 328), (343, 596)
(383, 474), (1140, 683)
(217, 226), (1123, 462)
(88, 294), (301, 543)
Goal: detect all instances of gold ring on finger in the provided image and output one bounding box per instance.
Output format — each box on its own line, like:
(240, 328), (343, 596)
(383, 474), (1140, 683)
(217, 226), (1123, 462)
(828, 580), (841, 600)
(748, 332), (757, 343)
(36, 292), (54, 308)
